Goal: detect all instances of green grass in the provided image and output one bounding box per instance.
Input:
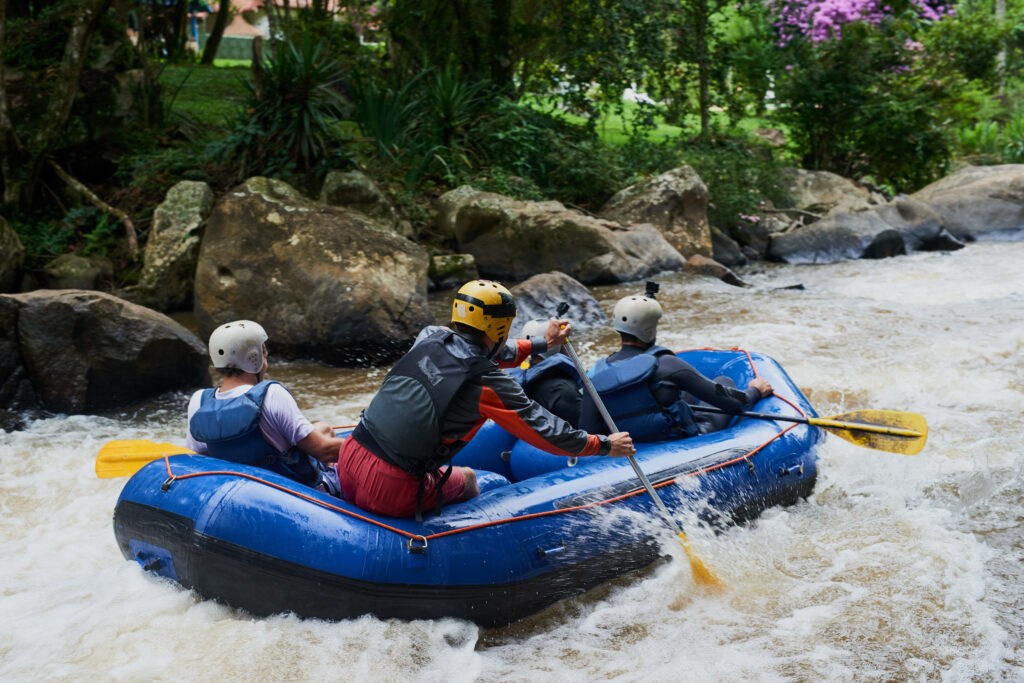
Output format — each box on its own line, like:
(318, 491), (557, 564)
(159, 64), (250, 128)
(156, 63), (785, 155)
(522, 96), (781, 146)
(213, 58), (252, 67)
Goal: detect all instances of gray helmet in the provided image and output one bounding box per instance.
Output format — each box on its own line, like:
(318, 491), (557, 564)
(520, 318), (558, 358)
(612, 294), (662, 344)
(208, 320), (268, 374)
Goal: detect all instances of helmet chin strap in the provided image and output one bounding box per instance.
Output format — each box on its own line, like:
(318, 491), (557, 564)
(486, 336), (506, 360)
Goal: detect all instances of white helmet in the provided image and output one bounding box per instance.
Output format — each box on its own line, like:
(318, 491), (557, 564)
(612, 294), (662, 344)
(208, 320), (268, 374)
(520, 318), (558, 357)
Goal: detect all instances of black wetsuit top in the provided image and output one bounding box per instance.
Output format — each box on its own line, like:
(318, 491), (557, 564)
(528, 371), (583, 428)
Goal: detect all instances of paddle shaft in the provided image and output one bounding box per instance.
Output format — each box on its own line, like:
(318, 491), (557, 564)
(561, 337), (683, 534)
(689, 405), (924, 438)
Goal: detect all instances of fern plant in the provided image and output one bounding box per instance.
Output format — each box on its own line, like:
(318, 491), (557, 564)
(239, 35), (348, 173)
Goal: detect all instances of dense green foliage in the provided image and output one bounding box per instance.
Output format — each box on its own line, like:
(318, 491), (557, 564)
(5, 0), (1024, 279)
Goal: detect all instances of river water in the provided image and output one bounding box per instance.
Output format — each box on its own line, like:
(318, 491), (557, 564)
(1, 241), (1022, 681)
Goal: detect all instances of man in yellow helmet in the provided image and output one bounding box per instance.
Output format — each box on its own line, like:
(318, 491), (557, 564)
(336, 280), (635, 519)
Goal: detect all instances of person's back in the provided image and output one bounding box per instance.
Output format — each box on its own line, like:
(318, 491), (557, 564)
(186, 320), (344, 494)
(580, 284), (772, 441)
(508, 319), (583, 427)
(336, 280), (635, 520)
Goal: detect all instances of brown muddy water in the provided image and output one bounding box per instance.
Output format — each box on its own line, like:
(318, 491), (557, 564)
(1, 241), (1022, 680)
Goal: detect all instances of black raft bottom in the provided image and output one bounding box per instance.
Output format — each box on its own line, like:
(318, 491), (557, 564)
(114, 500), (664, 628)
(113, 473), (816, 628)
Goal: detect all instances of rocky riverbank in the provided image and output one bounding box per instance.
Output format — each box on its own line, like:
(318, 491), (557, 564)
(2, 162), (1023, 427)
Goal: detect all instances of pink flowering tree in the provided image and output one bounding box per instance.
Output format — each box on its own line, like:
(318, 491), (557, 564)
(767, 0), (960, 190)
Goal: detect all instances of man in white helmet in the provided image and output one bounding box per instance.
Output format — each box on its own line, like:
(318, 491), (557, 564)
(507, 319), (583, 427)
(186, 320), (345, 494)
(580, 282), (772, 440)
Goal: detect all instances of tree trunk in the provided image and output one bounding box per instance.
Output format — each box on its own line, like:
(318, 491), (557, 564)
(996, 0), (1006, 94)
(451, 0), (483, 78)
(251, 36), (265, 101)
(6, 0), (31, 20)
(264, 0), (279, 43)
(169, 0), (189, 59)
(0, 0), (25, 206)
(695, 0), (711, 140)
(201, 0), (232, 65)
(18, 0), (112, 210)
(489, 0), (513, 94)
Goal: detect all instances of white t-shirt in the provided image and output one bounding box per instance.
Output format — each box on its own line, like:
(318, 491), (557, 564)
(186, 383), (315, 455)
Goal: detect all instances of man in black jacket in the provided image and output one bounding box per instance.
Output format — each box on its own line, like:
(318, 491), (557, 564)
(580, 284), (772, 441)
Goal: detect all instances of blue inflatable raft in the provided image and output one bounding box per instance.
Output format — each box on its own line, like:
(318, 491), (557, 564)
(113, 349), (823, 627)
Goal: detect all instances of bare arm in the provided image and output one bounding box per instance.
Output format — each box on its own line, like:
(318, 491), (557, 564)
(297, 422), (345, 464)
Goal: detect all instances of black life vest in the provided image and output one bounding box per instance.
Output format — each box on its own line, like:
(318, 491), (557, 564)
(359, 328), (495, 475)
(587, 346), (699, 442)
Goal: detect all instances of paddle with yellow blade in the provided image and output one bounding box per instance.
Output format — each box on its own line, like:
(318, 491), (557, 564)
(95, 440), (195, 478)
(689, 406), (928, 455)
(554, 302), (726, 590)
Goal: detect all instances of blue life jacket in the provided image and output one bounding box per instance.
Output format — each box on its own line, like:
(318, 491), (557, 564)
(188, 380), (326, 487)
(587, 346), (699, 441)
(508, 354), (580, 393)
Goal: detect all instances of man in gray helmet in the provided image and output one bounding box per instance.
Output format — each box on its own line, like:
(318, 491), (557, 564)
(508, 319), (583, 427)
(186, 320), (345, 494)
(580, 284), (772, 441)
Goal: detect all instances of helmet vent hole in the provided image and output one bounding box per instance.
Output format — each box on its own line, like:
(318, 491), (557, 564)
(468, 306), (475, 312)
(218, 349), (225, 355)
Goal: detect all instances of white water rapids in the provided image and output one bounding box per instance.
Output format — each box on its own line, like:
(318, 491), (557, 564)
(1, 241), (1022, 681)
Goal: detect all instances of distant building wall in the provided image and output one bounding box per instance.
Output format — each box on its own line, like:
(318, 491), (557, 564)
(197, 33), (255, 61)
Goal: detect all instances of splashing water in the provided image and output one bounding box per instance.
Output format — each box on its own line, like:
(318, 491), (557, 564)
(1, 242), (1022, 680)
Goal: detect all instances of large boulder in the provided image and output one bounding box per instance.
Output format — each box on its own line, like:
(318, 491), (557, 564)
(0, 295), (37, 430)
(768, 196), (967, 264)
(872, 198), (964, 252)
(436, 186), (686, 285)
(0, 290), (209, 415)
(684, 255), (748, 288)
(319, 170), (412, 239)
(768, 211), (908, 264)
(598, 165), (712, 258)
(429, 253), (479, 291)
(710, 226), (747, 267)
(911, 165), (1024, 240)
(195, 177), (434, 365)
(0, 216), (25, 293)
(779, 168), (887, 218)
(43, 253), (113, 290)
(135, 181), (215, 311)
(508, 272), (609, 337)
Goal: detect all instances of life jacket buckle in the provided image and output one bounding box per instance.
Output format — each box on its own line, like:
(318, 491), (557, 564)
(406, 536), (429, 554)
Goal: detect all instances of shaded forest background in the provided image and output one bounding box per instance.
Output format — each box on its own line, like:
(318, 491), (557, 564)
(2, 0), (1023, 287)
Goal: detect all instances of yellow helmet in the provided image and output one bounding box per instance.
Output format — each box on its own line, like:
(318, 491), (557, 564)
(451, 280), (517, 344)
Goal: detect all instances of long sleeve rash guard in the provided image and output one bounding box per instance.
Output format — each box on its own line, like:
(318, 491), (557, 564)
(420, 326), (609, 457)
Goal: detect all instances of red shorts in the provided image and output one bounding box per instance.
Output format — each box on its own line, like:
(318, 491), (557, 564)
(335, 436), (466, 518)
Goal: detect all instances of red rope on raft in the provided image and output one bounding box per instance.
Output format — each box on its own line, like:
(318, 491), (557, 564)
(159, 349), (811, 544)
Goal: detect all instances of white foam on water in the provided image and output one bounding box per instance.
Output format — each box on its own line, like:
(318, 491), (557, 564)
(1, 241), (1023, 679)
